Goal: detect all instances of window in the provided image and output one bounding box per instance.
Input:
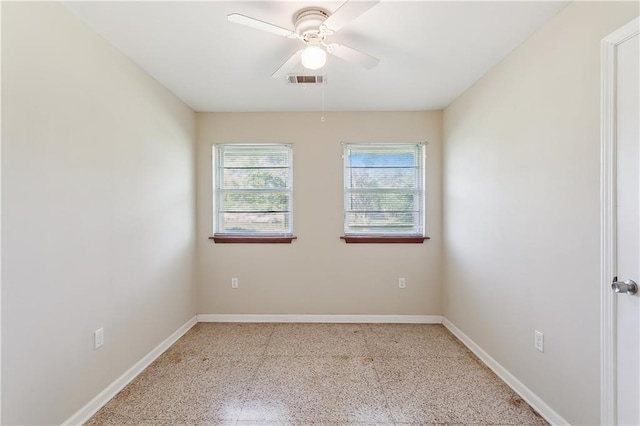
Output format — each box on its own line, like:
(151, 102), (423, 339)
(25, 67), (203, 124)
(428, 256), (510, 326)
(212, 144), (295, 243)
(342, 143), (427, 243)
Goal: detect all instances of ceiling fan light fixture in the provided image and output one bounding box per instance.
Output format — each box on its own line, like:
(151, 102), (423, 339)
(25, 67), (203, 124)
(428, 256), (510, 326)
(301, 45), (327, 70)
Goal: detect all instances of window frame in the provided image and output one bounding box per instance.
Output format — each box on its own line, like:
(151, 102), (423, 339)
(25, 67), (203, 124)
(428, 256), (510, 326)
(342, 142), (429, 243)
(211, 143), (296, 244)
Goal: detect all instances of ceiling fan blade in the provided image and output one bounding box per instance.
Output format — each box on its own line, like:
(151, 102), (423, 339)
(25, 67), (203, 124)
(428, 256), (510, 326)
(227, 13), (294, 37)
(272, 50), (304, 79)
(322, 0), (379, 33)
(326, 43), (379, 69)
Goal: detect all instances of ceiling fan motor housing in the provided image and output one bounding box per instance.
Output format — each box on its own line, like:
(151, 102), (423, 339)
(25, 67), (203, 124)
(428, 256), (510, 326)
(294, 8), (330, 37)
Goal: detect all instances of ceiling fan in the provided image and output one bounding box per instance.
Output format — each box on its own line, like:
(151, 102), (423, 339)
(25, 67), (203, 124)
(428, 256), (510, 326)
(227, 0), (380, 79)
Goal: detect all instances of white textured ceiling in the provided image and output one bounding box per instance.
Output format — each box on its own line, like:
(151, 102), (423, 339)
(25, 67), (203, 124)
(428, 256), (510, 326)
(65, 1), (567, 112)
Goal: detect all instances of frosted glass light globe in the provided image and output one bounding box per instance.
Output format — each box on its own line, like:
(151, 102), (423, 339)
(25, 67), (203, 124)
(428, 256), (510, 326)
(301, 46), (327, 70)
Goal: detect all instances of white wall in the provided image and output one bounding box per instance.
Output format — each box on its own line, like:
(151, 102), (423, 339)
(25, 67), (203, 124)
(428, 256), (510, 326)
(1, 3), (196, 424)
(442, 2), (639, 425)
(196, 112), (442, 316)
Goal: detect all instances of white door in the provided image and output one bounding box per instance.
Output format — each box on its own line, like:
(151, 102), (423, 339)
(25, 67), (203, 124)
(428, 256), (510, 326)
(615, 30), (639, 426)
(602, 17), (640, 426)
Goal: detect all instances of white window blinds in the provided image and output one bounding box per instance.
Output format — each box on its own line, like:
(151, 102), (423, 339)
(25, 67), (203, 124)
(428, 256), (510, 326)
(343, 143), (425, 236)
(214, 144), (293, 236)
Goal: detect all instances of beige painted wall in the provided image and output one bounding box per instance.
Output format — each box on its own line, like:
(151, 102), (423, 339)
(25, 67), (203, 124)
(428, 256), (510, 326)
(442, 2), (639, 425)
(1, 3), (196, 424)
(196, 112), (442, 315)
(7, 1), (635, 423)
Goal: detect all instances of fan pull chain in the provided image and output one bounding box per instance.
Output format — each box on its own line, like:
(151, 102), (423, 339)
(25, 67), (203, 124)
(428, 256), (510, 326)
(321, 67), (326, 123)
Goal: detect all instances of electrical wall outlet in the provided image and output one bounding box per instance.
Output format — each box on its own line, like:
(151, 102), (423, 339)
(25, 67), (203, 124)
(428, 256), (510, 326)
(399, 277), (406, 289)
(94, 328), (104, 349)
(231, 277), (238, 289)
(534, 330), (544, 352)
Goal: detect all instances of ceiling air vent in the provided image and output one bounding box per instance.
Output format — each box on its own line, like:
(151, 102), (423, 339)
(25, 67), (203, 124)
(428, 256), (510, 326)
(286, 75), (326, 85)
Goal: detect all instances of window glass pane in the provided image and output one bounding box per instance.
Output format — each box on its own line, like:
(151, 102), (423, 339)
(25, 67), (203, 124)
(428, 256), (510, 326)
(345, 212), (418, 231)
(223, 168), (289, 189)
(220, 212), (290, 233)
(222, 192), (289, 212)
(347, 192), (419, 212)
(222, 150), (291, 168)
(347, 148), (415, 167)
(344, 143), (424, 236)
(214, 144), (293, 236)
(348, 168), (416, 189)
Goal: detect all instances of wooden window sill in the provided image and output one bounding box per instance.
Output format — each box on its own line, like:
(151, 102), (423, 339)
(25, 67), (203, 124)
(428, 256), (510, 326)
(210, 235), (297, 244)
(340, 235), (430, 244)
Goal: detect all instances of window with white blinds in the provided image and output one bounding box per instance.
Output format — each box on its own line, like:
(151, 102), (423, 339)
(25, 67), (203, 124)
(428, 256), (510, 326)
(214, 144), (293, 236)
(343, 143), (425, 236)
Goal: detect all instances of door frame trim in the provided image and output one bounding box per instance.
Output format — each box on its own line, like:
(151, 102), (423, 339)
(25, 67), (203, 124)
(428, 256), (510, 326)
(600, 17), (640, 426)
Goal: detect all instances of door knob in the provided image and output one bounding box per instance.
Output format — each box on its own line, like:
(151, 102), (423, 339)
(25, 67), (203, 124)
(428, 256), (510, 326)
(612, 279), (638, 295)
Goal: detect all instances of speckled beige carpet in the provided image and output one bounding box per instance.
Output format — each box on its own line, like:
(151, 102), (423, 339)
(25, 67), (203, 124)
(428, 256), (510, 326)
(86, 323), (547, 425)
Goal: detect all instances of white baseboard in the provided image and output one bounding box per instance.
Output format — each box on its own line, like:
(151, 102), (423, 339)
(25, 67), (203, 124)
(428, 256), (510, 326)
(63, 315), (197, 426)
(442, 318), (569, 426)
(197, 314), (443, 324)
